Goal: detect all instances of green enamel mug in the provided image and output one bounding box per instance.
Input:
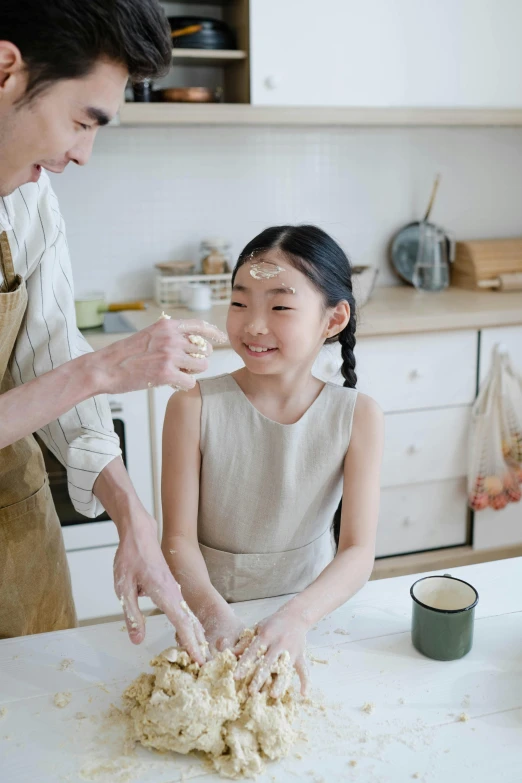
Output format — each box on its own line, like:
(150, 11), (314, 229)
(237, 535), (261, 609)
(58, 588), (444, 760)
(411, 574), (479, 661)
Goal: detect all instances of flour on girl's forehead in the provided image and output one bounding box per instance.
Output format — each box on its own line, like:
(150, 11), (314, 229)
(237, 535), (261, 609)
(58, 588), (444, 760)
(248, 260), (296, 294)
(249, 259), (286, 280)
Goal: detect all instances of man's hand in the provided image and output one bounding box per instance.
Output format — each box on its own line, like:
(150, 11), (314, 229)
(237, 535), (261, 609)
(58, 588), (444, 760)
(113, 510), (209, 663)
(88, 317), (227, 395)
(93, 457), (210, 664)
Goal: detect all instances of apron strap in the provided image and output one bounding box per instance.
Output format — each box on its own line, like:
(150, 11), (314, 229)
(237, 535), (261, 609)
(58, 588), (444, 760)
(0, 231), (17, 292)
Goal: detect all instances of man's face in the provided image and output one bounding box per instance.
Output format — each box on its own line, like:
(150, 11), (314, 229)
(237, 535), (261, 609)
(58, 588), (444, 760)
(0, 56), (128, 196)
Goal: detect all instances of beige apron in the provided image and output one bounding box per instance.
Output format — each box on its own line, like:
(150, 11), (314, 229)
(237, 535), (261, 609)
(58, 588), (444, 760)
(0, 231), (77, 637)
(198, 374), (358, 602)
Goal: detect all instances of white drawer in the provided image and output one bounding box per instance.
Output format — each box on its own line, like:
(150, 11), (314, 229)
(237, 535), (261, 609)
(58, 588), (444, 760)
(473, 503), (522, 551)
(376, 478), (469, 558)
(67, 546), (154, 622)
(381, 407), (470, 488)
(355, 331), (478, 412)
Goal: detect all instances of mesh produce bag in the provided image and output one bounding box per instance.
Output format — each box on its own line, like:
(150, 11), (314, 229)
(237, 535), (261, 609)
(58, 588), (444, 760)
(468, 346), (522, 511)
(498, 350), (522, 486)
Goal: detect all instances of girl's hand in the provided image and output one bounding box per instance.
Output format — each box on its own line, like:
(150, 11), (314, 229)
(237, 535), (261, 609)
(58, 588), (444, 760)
(233, 609), (310, 697)
(203, 606), (246, 654)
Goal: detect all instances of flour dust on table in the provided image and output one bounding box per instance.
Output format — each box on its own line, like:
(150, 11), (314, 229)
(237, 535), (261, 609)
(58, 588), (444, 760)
(123, 639), (299, 779)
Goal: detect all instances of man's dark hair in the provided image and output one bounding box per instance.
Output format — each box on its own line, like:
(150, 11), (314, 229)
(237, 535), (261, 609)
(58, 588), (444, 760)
(5, 0), (172, 101)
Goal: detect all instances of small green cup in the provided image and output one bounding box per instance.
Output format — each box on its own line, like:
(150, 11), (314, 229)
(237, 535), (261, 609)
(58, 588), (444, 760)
(411, 573), (479, 661)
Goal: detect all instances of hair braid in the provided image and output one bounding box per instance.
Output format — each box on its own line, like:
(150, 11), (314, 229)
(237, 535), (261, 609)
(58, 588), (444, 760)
(339, 309), (357, 389)
(332, 307), (357, 547)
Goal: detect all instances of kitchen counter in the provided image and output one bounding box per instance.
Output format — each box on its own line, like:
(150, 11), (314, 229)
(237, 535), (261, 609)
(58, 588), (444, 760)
(83, 286), (522, 351)
(2, 557), (521, 782)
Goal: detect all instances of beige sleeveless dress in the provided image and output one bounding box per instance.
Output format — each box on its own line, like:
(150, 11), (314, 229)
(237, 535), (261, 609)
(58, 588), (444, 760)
(198, 374), (358, 602)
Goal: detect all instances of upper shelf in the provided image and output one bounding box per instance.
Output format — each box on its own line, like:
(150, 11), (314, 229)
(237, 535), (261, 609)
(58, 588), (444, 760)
(171, 48), (247, 66)
(117, 104), (522, 127)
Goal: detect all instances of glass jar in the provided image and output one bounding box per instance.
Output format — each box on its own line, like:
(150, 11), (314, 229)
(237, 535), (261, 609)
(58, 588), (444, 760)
(199, 238), (232, 275)
(412, 222), (450, 292)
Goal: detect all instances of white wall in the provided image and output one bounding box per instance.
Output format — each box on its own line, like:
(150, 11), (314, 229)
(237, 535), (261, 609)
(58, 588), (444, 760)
(50, 126), (522, 301)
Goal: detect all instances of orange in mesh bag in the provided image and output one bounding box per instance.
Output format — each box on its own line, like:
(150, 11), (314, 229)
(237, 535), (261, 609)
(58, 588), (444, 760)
(468, 346), (522, 512)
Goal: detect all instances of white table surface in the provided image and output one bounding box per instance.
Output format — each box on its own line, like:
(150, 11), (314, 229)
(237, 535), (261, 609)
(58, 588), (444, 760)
(1, 558), (521, 783)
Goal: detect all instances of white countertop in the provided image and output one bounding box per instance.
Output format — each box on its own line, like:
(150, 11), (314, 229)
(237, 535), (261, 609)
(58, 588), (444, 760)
(83, 287), (522, 352)
(1, 558), (522, 782)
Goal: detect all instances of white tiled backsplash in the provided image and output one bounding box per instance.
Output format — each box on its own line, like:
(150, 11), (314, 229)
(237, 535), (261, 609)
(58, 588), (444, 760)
(51, 126), (522, 301)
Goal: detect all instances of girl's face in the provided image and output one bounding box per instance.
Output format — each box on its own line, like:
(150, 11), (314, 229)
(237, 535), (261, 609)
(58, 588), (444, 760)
(226, 249), (347, 376)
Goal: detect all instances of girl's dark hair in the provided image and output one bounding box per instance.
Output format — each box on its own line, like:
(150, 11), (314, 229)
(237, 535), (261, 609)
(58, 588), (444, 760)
(233, 225), (357, 548)
(5, 0), (172, 103)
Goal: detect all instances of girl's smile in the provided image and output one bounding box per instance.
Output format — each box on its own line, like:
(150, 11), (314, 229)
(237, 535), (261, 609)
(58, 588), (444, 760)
(244, 343), (279, 357)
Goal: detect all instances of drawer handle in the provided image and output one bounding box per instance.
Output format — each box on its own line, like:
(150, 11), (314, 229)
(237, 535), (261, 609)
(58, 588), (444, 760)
(264, 75), (279, 90)
(408, 369), (421, 381)
(406, 444), (419, 455)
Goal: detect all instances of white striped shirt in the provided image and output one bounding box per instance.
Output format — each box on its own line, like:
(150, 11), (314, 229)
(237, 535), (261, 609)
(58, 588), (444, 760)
(0, 170), (121, 518)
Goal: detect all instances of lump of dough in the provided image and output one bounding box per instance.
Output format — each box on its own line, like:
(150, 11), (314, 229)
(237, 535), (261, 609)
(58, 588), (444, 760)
(123, 643), (297, 779)
(53, 691), (72, 708)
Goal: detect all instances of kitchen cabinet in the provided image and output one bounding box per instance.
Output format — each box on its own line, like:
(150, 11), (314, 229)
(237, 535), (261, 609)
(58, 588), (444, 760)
(474, 325), (522, 550)
(355, 331), (477, 412)
(250, 0), (522, 108)
(376, 478), (468, 557)
(315, 333), (474, 557)
(380, 407), (470, 488)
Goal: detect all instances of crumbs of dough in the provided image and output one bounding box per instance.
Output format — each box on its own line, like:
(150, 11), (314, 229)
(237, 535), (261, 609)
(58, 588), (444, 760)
(348, 759), (357, 767)
(333, 628), (350, 636)
(308, 655), (328, 665)
(123, 632), (298, 779)
(458, 712), (470, 722)
(0, 707), (6, 719)
(59, 658), (74, 671)
(79, 758), (137, 781)
(54, 692), (72, 708)
(361, 702), (375, 715)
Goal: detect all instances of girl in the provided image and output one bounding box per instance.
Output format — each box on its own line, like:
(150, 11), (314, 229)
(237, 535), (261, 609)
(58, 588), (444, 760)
(161, 225), (383, 695)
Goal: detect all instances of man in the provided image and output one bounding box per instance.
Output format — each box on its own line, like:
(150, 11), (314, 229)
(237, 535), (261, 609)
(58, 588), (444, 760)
(0, 0), (225, 662)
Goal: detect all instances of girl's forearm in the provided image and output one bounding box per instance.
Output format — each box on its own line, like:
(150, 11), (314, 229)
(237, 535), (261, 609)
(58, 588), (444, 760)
(161, 534), (230, 623)
(281, 544), (374, 629)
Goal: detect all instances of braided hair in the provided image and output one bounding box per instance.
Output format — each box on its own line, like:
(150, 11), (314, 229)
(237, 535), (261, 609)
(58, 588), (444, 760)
(232, 225), (357, 549)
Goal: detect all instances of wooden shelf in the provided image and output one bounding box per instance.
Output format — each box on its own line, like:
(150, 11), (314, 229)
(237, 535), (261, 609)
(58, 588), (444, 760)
(171, 48), (246, 65)
(118, 103), (522, 127)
